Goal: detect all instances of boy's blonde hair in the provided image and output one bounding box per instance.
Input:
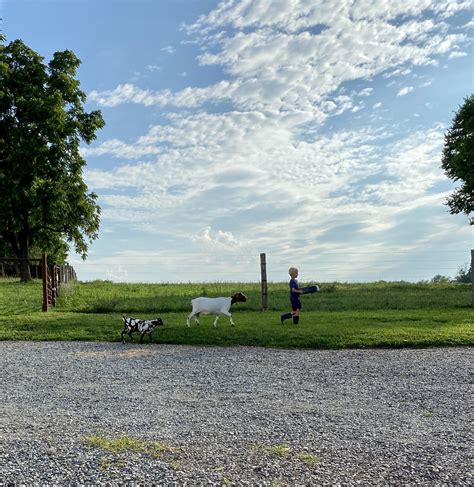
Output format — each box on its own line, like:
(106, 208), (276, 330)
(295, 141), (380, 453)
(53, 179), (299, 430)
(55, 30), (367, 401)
(288, 267), (298, 276)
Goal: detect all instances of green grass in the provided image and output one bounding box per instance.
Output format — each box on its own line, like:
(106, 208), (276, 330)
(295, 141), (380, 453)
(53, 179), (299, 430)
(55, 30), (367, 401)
(251, 443), (320, 465)
(83, 435), (147, 454)
(0, 278), (472, 349)
(83, 435), (180, 458)
(55, 279), (471, 313)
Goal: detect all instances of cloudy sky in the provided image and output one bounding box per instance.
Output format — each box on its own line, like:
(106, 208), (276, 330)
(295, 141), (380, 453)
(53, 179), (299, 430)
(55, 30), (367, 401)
(3, 0), (473, 283)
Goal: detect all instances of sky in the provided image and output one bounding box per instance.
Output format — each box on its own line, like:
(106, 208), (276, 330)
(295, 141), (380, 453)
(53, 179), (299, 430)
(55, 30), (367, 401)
(2, 0), (473, 283)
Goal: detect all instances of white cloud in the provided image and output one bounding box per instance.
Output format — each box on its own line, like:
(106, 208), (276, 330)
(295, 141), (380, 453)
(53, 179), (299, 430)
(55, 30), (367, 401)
(418, 80), (433, 88)
(192, 226), (242, 249)
(145, 64), (161, 72)
(397, 86), (414, 96)
(383, 67), (412, 78)
(448, 50), (468, 58)
(161, 45), (176, 54)
(358, 88), (373, 97)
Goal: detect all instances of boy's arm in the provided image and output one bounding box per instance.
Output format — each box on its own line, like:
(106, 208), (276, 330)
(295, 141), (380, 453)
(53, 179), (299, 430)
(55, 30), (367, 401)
(291, 287), (303, 294)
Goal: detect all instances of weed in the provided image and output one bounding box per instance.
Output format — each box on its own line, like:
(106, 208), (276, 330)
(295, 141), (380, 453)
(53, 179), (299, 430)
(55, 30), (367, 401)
(267, 444), (292, 456)
(250, 443), (265, 453)
(170, 461), (181, 471)
(83, 435), (181, 463)
(84, 435), (146, 453)
(297, 452), (319, 465)
(151, 441), (181, 457)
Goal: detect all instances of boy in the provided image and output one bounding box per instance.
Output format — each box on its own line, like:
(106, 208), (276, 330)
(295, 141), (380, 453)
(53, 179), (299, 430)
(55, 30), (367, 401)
(280, 267), (303, 324)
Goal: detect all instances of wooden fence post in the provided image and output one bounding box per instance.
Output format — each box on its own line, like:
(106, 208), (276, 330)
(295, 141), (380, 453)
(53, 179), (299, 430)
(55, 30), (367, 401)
(41, 253), (48, 312)
(260, 253), (268, 311)
(471, 249), (474, 308)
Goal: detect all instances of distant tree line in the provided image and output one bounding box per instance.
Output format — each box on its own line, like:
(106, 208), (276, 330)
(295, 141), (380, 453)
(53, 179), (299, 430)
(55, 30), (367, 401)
(431, 263), (472, 284)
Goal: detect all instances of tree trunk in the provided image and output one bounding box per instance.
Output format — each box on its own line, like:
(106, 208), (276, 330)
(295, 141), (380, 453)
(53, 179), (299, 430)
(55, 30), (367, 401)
(3, 214), (32, 282)
(18, 226), (31, 283)
(19, 259), (31, 282)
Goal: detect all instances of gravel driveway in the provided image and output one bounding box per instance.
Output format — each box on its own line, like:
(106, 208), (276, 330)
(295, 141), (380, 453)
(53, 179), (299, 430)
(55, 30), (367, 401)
(1, 342), (472, 485)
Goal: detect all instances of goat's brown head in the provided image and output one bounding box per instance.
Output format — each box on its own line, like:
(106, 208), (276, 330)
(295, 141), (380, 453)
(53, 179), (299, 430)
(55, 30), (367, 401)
(231, 292), (247, 304)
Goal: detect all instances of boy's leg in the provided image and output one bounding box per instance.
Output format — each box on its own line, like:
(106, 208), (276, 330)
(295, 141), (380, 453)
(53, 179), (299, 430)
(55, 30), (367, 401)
(292, 308), (300, 324)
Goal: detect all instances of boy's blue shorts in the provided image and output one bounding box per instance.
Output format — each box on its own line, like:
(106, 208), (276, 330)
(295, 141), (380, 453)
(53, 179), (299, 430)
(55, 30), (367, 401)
(291, 298), (301, 311)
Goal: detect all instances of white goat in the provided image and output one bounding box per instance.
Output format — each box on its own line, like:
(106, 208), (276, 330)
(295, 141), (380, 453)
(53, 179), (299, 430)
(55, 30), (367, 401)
(186, 292), (247, 327)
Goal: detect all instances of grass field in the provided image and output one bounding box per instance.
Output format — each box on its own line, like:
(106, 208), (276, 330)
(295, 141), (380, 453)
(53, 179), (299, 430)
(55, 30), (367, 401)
(0, 278), (472, 349)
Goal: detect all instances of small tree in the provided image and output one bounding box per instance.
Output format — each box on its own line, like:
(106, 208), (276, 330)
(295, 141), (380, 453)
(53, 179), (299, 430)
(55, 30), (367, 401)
(0, 38), (105, 281)
(454, 263), (472, 284)
(441, 94), (474, 223)
(430, 274), (452, 284)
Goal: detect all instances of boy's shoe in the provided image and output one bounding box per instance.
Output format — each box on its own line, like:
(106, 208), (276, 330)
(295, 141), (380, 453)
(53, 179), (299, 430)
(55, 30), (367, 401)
(280, 312), (292, 323)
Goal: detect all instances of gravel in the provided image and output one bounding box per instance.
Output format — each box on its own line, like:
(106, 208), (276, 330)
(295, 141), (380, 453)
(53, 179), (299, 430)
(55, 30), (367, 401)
(1, 341), (472, 485)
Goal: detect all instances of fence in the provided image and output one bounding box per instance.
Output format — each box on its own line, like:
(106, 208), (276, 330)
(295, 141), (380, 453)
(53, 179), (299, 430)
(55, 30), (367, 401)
(41, 254), (77, 311)
(61, 249), (474, 308)
(0, 256), (76, 311)
(5, 250), (470, 309)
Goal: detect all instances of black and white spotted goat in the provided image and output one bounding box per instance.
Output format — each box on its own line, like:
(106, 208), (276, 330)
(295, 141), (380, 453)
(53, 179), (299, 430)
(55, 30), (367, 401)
(121, 315), (164, 344)
(186, 292), (247, 327)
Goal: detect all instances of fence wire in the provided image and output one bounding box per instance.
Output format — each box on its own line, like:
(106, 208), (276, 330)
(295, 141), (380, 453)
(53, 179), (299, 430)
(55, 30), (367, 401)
(66, 249), (472, 283)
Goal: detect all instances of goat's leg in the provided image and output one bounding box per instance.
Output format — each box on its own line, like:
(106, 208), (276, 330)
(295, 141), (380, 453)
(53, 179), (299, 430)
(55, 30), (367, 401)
(222, 311), (235, 326)
(128, 331), (134, 342)
(140, 333), (145, 344)
(186, 312), (194, 327)
(121, 330), (126, 344)
(213, 315), (220, 327)
(194, 312), (200, 326)
(148, 332), (153, 343)
(187, 311), (201, 327)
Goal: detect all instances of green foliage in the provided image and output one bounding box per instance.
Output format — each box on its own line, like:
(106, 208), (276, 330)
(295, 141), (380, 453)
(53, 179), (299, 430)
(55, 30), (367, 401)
(297, 452), (320, 465)
(454, 262), (472, 283)
(0, 238), (69, 264)
(83, 435), (147, 454)
(0, 38), (104, 278)
(430, 274), (452, 284)
(441, 94), (474, 222)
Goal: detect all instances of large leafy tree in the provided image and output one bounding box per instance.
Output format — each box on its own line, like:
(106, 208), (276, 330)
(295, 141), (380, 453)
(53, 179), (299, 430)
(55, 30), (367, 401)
(0, 38), (104, 281)
(441, 94), (474, 224)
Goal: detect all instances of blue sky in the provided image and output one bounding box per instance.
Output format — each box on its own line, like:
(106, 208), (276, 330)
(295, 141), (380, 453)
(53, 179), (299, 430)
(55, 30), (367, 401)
(3, 0), (473, 283)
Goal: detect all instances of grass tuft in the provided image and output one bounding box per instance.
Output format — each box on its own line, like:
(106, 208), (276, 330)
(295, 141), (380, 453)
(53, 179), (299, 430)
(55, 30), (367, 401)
(83, 434), (181, 462)
(297, 452), (319, 465)
(83, 435), (146, 453)
(267, 444), (292, 456)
